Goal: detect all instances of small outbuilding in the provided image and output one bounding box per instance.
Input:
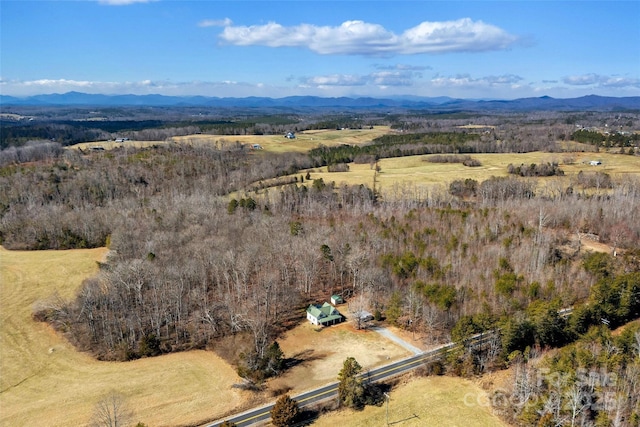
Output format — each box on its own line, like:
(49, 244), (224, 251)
(590, 160), (602, 166)
(306, 302), (343, 326)
(331, 295), (343, 305)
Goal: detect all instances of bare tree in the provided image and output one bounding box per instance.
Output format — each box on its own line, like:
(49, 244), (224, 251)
(566, 383), (589, 427)
(91, 391), (132, 427)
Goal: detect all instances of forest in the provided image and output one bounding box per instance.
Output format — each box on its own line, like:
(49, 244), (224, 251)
(1, 107), (639, 426)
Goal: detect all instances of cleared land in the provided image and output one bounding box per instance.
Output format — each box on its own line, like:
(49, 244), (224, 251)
(310, 375), (507, 427)
(302, 151), (640, 195)
(268, 321), (411, 394)
(0, 247), (247, 427)
(0, 246), (506, 427)
(0, 247), (422, 427)
(71, 126), (392, 153)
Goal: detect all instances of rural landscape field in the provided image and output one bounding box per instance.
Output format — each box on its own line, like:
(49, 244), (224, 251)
(2, 99), (640, 427)
(3, 0), (640, 425)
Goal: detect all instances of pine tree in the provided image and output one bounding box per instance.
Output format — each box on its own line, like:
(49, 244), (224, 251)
(337, 357), (365, 409)
(270, 394), (299, 427)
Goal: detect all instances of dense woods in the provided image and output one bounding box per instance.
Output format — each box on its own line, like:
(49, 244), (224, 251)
(1, 108), (639, 423)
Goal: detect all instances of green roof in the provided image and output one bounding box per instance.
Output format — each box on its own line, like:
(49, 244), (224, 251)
(307, 302), (342, 324)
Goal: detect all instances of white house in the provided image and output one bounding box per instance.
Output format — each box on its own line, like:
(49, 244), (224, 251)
(590, 160), (602, 166)
(306, 302), (343, 326)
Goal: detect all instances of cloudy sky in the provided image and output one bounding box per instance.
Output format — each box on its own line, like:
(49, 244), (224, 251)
(2, 0), (639, 99)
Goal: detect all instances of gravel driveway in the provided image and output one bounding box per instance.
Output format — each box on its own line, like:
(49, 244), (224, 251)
(372, 326), (423, 355)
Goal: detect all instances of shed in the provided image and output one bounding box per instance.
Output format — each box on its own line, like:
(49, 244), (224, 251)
(306, 302), (343, 326)
(331, 295), (343, 305)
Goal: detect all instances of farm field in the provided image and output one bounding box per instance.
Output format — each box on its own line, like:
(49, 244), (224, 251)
(301, 151), (640, 196)
(0, 247), (248, 427)
(0, 246), (432, 427)
(71, 126), (392, 153)
(170, 126), (392, 154)
(310, 375), (507, 427)
(0, 245), (508, 427)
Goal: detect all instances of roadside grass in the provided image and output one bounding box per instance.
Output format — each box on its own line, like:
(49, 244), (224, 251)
(0, 247), (247, 427)
(309, 375), (507, 427)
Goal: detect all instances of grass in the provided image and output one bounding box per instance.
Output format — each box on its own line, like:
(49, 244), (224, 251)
(0, 247), (248, 427)
(0, 245), (509, 426)
(70, 126), (392, 154)
(310, 375), (507, 427)
(302, 151), (640, 196)
(268, 321), (410, 394)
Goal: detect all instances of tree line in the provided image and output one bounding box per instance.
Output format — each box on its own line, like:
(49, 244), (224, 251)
(0, 127), (636, 384)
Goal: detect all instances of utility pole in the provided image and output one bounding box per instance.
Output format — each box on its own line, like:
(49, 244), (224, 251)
(384, 392), (390, 426)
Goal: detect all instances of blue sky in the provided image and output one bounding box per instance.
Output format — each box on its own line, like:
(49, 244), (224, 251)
(1, 0), (639, 99)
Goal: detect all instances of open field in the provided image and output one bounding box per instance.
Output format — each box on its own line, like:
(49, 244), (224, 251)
(171, 126), (392, 154)
(0, 245), (505, 427)
(268, 321), (411, 394)
(70, 140), (166, 151)
(302, 151), (640, 195)
(70, 126), (392, 154)
(310, 375), (507, 427)
(0, 247), (248, 427)
(0, 246), (444, 427)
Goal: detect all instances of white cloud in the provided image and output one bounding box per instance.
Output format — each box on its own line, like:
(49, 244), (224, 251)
(98, 0), (155, 5)
(0, 78), (280, 97)
(564, 73), (640, 88)
(563, 73), (601, 86)
(198, 18), (232, 28)
(304, 74), (368, 86)
(431, 73), (523, 88)
(301, 68), (423, 88)
(375, 64), (432, 71)
(219, 18), (518, 55)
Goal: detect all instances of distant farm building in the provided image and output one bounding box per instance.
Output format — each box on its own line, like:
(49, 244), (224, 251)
(590, 160), (602, 166)
(285, 132), (296, 139)
(115, 138), (129, 143)
(306, 302), (343, 326)
(331, 295), (343, 305)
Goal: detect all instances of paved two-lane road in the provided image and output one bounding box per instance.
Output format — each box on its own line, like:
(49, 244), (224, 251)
(204, 341), (456, 427)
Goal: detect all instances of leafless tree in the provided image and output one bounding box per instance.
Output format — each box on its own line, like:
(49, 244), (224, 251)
(566, 383), (590, 427)
(90, 391), (132, 427)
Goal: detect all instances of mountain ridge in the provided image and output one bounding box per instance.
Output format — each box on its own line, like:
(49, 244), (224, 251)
(2, 92), (639, 111)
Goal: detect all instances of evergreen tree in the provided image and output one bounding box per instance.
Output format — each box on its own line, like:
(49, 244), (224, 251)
(270, 394), (299, 427)
(337, 357), (366, 409)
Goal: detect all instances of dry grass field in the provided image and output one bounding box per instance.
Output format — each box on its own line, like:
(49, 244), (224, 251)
(310, 375), (507, 427)
(0, 246), (490, 427)
(303, 151), (640, 196)
(70, 140), (166, 151)
(170, 126), (391, 154)
(0, 247), (249, 427)
(268, 321), (411, 394)
(70, 126), (392, 154)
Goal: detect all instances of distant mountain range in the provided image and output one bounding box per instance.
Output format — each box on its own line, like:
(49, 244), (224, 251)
(2, 92), (639, 111)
